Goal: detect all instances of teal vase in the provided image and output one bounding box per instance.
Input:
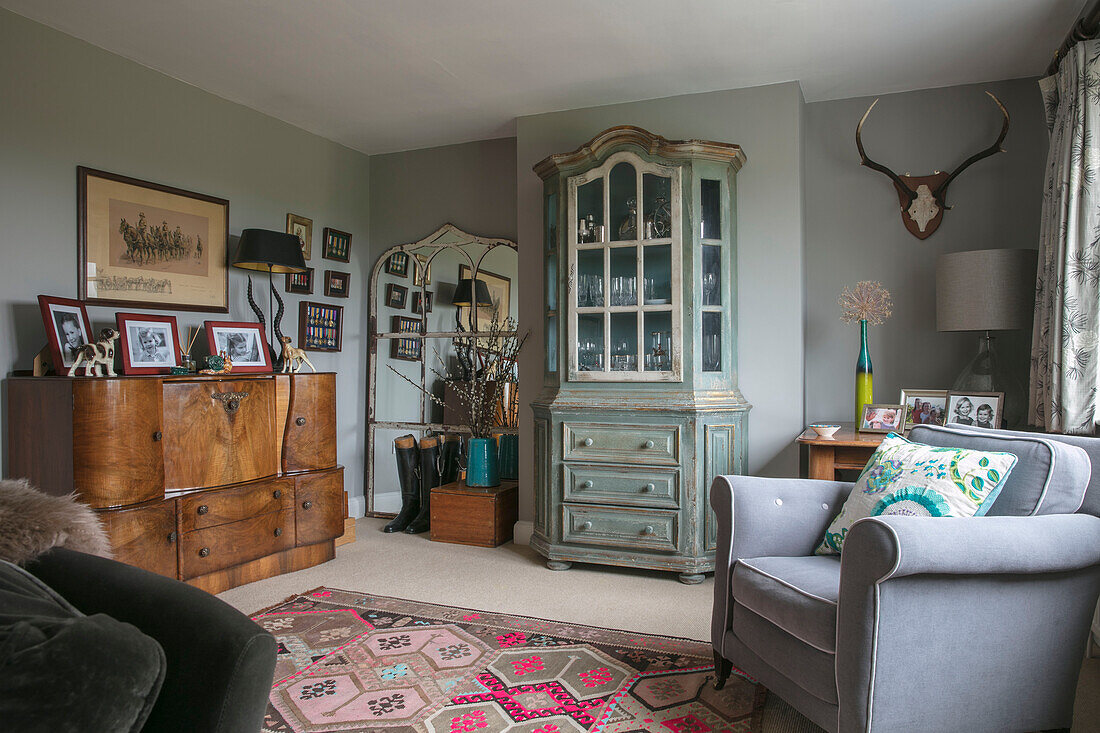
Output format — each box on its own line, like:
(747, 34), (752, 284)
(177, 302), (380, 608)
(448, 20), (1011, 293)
(498, 434), (519, 480)
(855, 319), (873, 425)
(466, 438), (500, 487)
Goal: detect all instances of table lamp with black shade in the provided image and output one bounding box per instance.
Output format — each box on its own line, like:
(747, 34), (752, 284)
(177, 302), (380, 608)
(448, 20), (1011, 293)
(232, 228), (307, 366)
(450, 277), (494, 380)
(936, 248), (1037, 428)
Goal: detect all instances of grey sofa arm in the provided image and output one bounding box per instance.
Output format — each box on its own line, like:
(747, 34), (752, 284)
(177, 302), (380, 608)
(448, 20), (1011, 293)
(710, 475), (852, 649)
(836, 514), (1100, 732)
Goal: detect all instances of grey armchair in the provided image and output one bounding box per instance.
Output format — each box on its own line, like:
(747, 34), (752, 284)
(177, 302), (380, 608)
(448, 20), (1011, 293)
(711, 424), (1100, 732)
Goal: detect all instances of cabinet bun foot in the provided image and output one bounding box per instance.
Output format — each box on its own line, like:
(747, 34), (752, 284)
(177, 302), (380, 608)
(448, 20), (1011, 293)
(546, 560), (572, 571)
(678, 573), (705, 585)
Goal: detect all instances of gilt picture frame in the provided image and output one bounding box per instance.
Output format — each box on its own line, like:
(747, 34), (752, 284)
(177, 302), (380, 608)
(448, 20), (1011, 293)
(287, 213), (313, 260)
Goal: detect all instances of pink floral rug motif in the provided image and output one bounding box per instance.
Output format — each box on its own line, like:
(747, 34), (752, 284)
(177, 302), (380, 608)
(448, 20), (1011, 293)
(253, 588), (764, 733)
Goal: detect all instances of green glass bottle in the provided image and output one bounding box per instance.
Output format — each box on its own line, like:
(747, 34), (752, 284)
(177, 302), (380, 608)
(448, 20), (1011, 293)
(855, 319), (873, 425)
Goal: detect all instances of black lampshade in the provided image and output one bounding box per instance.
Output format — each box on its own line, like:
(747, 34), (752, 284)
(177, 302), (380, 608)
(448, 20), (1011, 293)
(232, 228), (307, 274)
(451, 277), (493, 307)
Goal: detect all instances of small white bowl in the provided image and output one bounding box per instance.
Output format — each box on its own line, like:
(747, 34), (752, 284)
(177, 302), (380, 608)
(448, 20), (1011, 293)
(810, 424), (841, 438)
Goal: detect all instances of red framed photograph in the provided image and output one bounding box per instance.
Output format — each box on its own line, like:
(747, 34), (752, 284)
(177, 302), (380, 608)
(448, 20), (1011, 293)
(38, 294), (94, 374)
(203, 320), (272, 373)
(116, 312), (182, 374)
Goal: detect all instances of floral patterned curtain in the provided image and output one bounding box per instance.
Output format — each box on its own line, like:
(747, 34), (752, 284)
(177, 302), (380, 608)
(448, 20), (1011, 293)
(1030, 39), (1100, 433)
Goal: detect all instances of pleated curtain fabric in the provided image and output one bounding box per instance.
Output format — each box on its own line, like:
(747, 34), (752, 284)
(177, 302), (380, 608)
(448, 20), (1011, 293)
(1030, 39), (1100, 433)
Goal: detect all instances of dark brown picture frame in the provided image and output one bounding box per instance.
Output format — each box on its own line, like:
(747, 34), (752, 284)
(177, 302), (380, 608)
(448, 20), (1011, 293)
(78, 166), (229, 312)
(385, 252), (409, 277)
(285, 267), (314, 294)
(298, 301), (343, 352)
(412, 290), (434, 314)
(385, 283), (408, 309)
(390, 315), (422, 361)
(324, 270), (350, 298)
(322, 227), (352, 263)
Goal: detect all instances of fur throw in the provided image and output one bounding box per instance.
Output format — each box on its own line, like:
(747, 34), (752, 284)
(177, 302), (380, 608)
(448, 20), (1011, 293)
(0, 479), (112, 564)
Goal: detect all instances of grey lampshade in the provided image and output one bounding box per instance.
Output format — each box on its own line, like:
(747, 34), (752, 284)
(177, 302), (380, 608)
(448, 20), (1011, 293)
(232, 228), (307, 274)
(936, 248), (1037, 332)
(451, 278), (493, 307)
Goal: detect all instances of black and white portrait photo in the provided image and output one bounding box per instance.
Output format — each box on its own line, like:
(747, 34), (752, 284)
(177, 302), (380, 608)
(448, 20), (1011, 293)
(212, 328), (262, 366)
(50, 306), (90, 367)
(946, 392), (1004, 429)
(127, 322), (174, 366)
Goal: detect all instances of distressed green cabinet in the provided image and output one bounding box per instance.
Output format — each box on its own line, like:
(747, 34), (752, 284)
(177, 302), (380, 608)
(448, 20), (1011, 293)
(532, 126), (751, 584)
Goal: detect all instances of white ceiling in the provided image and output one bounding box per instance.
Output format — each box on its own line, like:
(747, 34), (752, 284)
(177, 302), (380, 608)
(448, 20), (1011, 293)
(2, 0), (1086, 154)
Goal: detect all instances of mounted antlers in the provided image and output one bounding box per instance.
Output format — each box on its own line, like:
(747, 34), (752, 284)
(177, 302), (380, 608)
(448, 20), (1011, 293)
(856, 91), (1009, 239)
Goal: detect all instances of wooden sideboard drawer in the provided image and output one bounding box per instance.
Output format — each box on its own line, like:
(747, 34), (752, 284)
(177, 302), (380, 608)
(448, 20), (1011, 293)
(97, 499), (178, 579)
(180, 478), (293, 533)
(562, 504), (679, 552)
(562, 422), (679, 466)
(563, 464), (679, 509)
(180, 509), (294, 579)
(163, 378), (278, 491)
(295, 469), (344, 546)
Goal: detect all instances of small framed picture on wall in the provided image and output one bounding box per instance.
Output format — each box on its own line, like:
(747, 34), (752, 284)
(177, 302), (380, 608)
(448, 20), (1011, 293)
(322, 227), (351, 263)
(385, 252), (409, 278)
(386, 283), (408, 309)
(324, 270), (350, 298)
(412, 291), (433, 314)
(285, 267), (314, 294)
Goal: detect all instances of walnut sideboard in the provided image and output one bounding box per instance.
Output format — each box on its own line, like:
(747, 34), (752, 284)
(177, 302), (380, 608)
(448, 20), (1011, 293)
(5, 372), (344, 594)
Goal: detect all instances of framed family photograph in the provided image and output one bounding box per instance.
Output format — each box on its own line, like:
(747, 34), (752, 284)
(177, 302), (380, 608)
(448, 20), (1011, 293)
(116, 312), (181, 374)
(859, 403), (904, 434)
(946, 391), (1004, 429)
(78, 167), (229, 312)
(385, 252), (409, 278)
(204, 321), (271, 373)
(286, 213), (313, 260)
(285, 267), (314, 294)
(38, 294), (93, 373)
(324, 270), (350, 298)
(385, 283), (408, 309)
(322, 227), (351, 263)
(900, 389), (949, 432)
(412, 290), (433, 314)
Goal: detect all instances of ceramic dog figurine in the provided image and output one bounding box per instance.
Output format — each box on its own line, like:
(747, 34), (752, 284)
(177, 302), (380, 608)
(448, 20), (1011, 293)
(280, 336), (315, 373)
(67, 328), (119, 377)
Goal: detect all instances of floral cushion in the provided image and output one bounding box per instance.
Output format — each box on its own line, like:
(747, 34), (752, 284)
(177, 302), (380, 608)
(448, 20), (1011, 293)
(815, 432), (1018, 555)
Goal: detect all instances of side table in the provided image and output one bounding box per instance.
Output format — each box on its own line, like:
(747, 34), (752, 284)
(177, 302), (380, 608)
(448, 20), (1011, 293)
(430, 479), (518, 547)
(796, 424), (885, 480)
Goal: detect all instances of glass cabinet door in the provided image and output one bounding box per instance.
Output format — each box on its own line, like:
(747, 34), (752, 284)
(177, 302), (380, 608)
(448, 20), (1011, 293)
(568, 152), (681, 382)
(699, 175), (728, 374)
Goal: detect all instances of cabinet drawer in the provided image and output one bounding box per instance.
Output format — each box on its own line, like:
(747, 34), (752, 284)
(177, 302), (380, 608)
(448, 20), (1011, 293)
(179, 478), (293, 533)
(180, 509), (294, 579)
(563, 465), (679, 508)
(295, 469), (345, 546)
(562, 504), (679, 552)
(97, 500), (178, 579)
(562, 422), (679, 466)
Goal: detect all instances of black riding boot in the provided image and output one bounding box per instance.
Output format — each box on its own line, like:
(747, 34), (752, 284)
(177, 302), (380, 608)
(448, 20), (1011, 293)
(438, 434), (461, 485)
(383, 434), (420, 533)
(403, 436), (440, 534)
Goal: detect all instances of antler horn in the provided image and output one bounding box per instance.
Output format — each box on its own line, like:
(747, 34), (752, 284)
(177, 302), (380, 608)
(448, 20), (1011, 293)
(931, 91), (1009, 209)
(856, 98), (917, 205)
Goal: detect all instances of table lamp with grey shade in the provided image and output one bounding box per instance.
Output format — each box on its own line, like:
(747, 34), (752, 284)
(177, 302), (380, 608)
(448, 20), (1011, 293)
(232, 229), (307, 365)
(936, 248), (1037, 427)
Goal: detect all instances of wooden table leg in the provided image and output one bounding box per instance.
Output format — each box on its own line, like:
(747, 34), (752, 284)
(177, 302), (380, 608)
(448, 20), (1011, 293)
(807, 445), (836, 481)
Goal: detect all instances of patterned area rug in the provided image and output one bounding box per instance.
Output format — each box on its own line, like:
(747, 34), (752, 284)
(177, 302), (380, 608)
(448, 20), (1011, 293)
(253, 588), (765, 733)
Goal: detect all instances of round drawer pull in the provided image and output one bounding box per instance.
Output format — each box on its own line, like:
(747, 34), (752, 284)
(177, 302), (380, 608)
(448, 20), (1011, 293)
(273, 489), (282, 499)
(580, 521), (593, 530)
(198, 547), (209, 558)
(296, 417), (307, 426)
(643, 440), (655, 449)
(583, 438), (594, 447)
(302, 501), (313, 510)
(274, 527), (282, 537)
(581, 480), (593, 489)
(197, 505), (209, 515)
(641, 525), (655, 536)
(152, 431), (162, 442)
(167, 531), (177, 544)
(642, 483), (655, 492)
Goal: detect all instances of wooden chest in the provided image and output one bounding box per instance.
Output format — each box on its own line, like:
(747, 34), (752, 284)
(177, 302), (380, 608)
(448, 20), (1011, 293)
(430, 479), (518, 548)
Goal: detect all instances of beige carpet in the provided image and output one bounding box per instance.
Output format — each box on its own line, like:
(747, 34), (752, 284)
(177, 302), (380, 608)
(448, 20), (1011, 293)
(219, 517), (1100, 733)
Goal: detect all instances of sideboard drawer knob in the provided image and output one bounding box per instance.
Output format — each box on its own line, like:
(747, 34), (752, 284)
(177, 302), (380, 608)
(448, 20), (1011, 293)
(583, 438), (594, 447)
(197, 504), (209, 515)
(167, 531), (177, 544)
(643, 440), (655, 449)
(581, 480), (593, 489)
(302, 500), (313, 510)
(273, 489), (282, 499)
(274, 527), (282, 537)
(643, 483), (655, 492)
(296, 417), (307, 426)
(580, 521), (592, 530)
(198, 547), (209, 558)
(152, 431), (162, 442)
(641, 525), (655, 536)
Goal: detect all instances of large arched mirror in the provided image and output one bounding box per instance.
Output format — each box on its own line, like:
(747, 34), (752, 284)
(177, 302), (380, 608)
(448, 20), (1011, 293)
(367, 224), (518, 516)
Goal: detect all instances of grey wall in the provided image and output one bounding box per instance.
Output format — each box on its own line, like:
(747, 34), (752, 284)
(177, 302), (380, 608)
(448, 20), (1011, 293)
(803, 77), (1046, 423)
(0, 10), (373, 512)
(516, 81), (807, 520)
